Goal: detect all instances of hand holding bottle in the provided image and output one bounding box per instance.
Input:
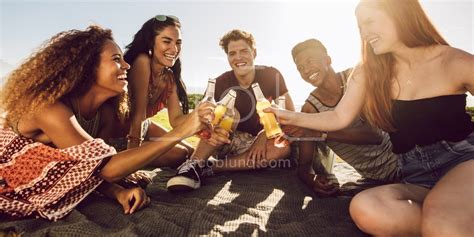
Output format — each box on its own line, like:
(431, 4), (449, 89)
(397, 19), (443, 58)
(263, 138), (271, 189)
(196, 102), (215, 139)
(252, 83), (283, 139)
(197, 78), (217, 139)
(262, 106), (295, 126)
(178, 103), (213, 138)
(203, 127), (231, 147)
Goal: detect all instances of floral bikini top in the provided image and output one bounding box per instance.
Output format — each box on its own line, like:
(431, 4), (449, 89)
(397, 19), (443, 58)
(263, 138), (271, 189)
(147, 67), (174, 117)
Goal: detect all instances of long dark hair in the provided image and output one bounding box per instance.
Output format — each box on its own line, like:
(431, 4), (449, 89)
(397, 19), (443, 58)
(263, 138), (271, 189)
(124, 15), (189, 114)
(358, 0), (448, 132)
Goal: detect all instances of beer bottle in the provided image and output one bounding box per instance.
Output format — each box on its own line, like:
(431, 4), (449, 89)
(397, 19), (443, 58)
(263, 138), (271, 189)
(198, 78), (216, 139)
(218, 90), (237, 132)
(212, 89), (236, 126)
(201, 78), (216, 105)
(276, 95), (286, 109)
(251, 83), (283, 139)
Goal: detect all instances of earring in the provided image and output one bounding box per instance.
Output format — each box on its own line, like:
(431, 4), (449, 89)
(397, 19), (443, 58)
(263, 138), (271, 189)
(148, 49), (152, 56)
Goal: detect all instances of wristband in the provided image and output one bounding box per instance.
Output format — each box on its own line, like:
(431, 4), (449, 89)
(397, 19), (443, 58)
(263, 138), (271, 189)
(126, 134), (144, 143)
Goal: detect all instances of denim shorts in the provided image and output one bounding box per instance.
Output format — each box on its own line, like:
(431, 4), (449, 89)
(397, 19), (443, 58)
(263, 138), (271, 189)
(397, 132), (474, 189)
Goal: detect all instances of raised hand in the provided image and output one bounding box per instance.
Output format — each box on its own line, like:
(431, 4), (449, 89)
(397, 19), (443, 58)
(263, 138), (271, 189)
(197, 101), (216, 126)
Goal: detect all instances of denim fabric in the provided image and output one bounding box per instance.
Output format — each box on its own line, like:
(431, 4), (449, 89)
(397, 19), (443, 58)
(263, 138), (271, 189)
(397, 132), (474, 188)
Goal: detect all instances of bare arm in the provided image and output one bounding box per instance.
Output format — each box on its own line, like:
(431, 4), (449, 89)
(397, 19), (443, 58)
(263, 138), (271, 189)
(299, 101), (382, 145)
(282, 92), (296, 111)
(101, 114), (203, 182)
(35, 101), (210, 183)
(128, 55), (152, 148)
(296, 103), (319, 174)
(268, 67), (367, 132)
(321, 125), (383, 145)
(448, 48), (474, 94)
(167, 83), (189, 128)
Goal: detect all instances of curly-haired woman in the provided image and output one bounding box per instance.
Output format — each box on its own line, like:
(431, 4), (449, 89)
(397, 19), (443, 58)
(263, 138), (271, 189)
(0, 25), (209, 220)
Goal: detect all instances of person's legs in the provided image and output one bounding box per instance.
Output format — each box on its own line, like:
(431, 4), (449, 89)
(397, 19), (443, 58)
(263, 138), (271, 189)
(167, 130), (291, 191)
(349, 183), (429, 236)
(166, 135), (225, 191)
(146, 120), (194, 167)
(351, 134), (474, 236)
(211, 137), (291, 172)
(312, 142), (333, 174)
(421, 159), (474, 237)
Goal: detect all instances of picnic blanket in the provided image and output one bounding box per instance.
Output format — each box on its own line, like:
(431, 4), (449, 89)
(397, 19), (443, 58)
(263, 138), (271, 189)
(0, 167), (368, 236)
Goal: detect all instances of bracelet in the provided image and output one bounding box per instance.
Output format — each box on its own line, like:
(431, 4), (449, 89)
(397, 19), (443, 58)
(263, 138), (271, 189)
(321, 131), (328, 141)
(126, 134), (144, 143)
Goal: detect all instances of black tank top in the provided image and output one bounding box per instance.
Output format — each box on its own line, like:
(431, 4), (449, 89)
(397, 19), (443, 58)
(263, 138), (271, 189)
(390, 94), (473, 154)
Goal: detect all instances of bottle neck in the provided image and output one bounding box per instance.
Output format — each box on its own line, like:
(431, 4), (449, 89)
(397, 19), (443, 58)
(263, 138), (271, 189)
(276, 96), (285, 109)
(218, 93), (232, 105)
(203, 81), (216, 102)
(224, 98), (236, 117)
(251, 83), (266, 101)
(227, 97), (236, 110)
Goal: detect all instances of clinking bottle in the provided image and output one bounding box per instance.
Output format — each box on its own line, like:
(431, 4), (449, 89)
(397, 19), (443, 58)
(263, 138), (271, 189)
(276, 95), (286, 110)
(198, 78), (217, 139)
(201, 78), (216, 105)
(251, 83), (283, 139)
(212, 89), (236, 126)
(218, 90), (237, 132)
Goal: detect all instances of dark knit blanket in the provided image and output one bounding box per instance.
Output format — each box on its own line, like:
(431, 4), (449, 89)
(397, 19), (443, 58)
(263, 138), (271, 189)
(0, 168), (368, 236)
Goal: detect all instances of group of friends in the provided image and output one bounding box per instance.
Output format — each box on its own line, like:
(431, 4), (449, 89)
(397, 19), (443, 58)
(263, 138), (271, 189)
(0, 0), (472, 236)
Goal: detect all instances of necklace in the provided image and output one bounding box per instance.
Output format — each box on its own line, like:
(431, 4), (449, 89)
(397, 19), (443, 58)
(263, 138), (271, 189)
(148, 67), (168, 101)
(73, 98), (100, 137)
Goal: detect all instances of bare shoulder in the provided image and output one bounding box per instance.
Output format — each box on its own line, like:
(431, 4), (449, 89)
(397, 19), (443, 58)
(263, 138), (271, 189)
(440, 46), (474, 67)
(129, 54), (151, 88)
(34, 101), (73, 124)
(133, 53), (152, 66)
(348, 63), (365, 84)
(301, 102), (317, 113)
(32, 101), (92, 147)
(18, 101), (73, 136)
(439, 46), (473, 87)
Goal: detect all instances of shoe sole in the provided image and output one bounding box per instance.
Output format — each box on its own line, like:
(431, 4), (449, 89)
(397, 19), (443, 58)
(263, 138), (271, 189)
(167, 176), (200, 192)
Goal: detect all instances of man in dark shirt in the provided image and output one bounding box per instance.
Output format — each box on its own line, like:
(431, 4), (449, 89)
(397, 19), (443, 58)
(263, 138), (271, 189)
(167, 29), (295, 192)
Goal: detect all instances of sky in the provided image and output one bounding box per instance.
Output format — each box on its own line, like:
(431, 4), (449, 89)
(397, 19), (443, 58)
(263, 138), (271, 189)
(0, 0), (473, 107)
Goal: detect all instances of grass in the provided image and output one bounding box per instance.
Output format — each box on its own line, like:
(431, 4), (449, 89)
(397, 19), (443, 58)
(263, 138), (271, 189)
(150, 110), (200, 147)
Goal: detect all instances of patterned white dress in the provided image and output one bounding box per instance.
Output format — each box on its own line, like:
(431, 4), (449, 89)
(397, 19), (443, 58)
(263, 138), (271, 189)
(0, 128), (116, 221)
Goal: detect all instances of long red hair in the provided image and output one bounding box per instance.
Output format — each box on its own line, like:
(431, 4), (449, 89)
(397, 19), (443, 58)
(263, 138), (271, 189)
(358, 0), (449, 132)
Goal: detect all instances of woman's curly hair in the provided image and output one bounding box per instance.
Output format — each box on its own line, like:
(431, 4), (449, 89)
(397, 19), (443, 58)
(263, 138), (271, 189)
(0, 25), (130, 128)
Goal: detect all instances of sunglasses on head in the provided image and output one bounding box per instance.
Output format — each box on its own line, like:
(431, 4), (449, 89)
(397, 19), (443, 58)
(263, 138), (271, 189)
(154, 15), (180, 22)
